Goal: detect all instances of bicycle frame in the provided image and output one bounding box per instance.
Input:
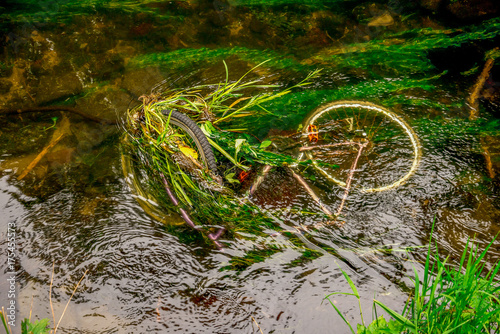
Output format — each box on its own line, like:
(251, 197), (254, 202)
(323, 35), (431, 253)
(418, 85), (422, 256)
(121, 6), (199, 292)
(248, 139), (369, 229)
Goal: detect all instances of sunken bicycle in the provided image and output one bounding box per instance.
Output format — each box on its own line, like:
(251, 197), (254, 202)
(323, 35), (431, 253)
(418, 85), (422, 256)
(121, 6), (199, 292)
(121, 64), (421, 247)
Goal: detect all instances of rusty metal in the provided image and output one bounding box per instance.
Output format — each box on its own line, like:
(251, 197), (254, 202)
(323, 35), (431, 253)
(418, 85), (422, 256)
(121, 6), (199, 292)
(335, 142), (367, 218)
(290, 169), (334, 217)
(249, 165), (273, 195)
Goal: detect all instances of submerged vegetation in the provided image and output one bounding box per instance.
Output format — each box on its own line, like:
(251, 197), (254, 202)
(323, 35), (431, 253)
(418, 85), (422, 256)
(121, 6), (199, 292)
(123, 62), (325, 253)
(129, 47), (310, 73)
(311, 17), (500, 75)
(2, 0), (499, 122)
(327, 233), (500, 334)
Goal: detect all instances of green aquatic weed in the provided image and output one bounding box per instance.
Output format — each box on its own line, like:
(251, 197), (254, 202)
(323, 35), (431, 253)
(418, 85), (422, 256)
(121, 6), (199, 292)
(311, 17), (500, 75)
(124, 62), (322, 246)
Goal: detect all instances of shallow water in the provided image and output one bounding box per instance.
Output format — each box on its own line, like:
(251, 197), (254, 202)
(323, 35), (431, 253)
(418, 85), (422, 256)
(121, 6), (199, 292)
(0, 1), (499, 333)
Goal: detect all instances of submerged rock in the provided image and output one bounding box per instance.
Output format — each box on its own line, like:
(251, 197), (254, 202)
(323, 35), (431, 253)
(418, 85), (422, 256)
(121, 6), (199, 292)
(352, 3), (389, 22)
(75, 85), (133, 122)
(35, 70), (84, 105)
(367, 12), (394, 27)
(196, 19), (231, 45)
(45, 147), (76, 164)
(249, 15), (268, 34)
(419, 0), (498, 20)
(419, 0), (442, 12)
(79, 196), (105, 216)
(312, 10), (348, 41)
(0, 78), (13, 94)
(119, 67), (166, 98)
(0, 153), (38, 175)
(446, 0), (498, 20)
(106, 40), (138, 66)
(70, 121), (117, 163)
(0, 61), (34, 110)
(206, 8), (230, 28)
(90, 53), (125, 81)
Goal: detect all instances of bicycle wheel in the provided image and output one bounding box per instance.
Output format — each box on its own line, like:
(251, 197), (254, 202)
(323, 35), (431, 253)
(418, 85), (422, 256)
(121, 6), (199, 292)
(121, 141), (176, 223)
(122, 109), (218, 222)
(298, 101), (421, 193)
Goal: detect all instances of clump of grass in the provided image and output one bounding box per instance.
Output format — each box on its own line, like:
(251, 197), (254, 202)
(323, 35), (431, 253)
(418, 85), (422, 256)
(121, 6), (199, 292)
(127, 60), (320, 128)
(123, 61), (323, 248)
(326, 230), (500, 334)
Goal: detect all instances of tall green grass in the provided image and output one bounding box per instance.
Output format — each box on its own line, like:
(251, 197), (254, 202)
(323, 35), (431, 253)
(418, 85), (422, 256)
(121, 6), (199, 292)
(327, 232), (500, 334)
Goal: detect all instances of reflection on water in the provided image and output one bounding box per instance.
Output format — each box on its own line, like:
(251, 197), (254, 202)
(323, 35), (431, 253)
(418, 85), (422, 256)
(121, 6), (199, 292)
(0, 0), (499, 332)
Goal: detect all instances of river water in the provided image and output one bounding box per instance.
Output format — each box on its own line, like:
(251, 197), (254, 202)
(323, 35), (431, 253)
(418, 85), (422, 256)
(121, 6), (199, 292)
(0, 1), (499, 333)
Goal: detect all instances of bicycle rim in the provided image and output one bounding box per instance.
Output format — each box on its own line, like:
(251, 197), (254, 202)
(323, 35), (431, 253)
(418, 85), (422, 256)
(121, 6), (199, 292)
(121, 137), (178, 224)
(299, 101), (421, 193)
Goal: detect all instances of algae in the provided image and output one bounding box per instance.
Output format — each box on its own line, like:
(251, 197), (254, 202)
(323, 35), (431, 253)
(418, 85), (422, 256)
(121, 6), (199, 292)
(4, 0), (500, 274)
(310, 17), (500, 75)
(1, 0), (186, 23)
(129, 47), (312, 72)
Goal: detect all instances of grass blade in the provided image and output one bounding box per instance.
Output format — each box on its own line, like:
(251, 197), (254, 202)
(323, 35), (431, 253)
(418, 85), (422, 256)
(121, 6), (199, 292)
(373, 300), (416, 330)
(324, 297), (356, 334)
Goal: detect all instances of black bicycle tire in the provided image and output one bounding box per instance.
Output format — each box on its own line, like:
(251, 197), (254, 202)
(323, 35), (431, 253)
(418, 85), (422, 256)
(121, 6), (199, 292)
(161, 110), (218, 174)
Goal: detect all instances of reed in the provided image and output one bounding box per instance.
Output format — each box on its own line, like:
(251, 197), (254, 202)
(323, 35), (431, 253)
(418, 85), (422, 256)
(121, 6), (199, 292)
(326, 230), (500, 334)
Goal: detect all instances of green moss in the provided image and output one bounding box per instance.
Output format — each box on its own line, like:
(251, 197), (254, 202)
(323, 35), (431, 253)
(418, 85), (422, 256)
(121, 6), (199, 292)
(415, 118), (500, 140)
(284, 248), (323, 268)
(380, 95), (462, 110)
(311, 17), (500, 75)
(1, 0), (187, 23)
(243, 74), (447, 135)
(129, 47), (312, 72)
(227, 0), (349, 7)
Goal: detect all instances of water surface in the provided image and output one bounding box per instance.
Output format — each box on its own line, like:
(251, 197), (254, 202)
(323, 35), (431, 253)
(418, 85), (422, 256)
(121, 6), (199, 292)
(0, 1), (499, 333)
